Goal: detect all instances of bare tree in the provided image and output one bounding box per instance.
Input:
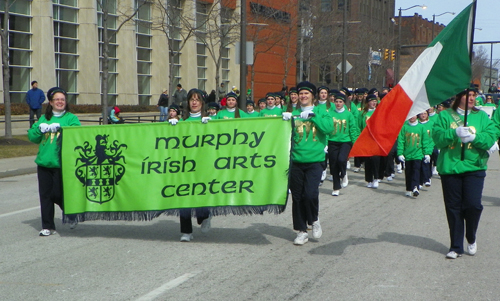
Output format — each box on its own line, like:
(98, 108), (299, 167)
(1, 0), (14, 138)
(276, 1), (299, 89)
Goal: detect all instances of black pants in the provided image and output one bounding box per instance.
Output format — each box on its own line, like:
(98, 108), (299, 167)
(37, 166), (64, 230)
(404, 160), (421, 191)
(328, 141), (352, 190)
(290, 162), (322, 232)
(420, 160), (432, 184)
(431, 147), (439, 167)
(441, 171), (485, 254)
(179, 208), (209, 234)
(354, 157), (364, 168)
(29, 108), (42, 128)
(385, 142), (397, 176)
(364, 156), (380, 182)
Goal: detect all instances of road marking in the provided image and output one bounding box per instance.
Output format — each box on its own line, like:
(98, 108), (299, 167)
(0, 206), (38, 218)
(135, 271), (201, 301)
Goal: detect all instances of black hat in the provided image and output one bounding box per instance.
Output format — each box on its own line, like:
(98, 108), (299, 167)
(297, 81), (317, 96)
(47, 87), (67, 101)
(317, 86), (329, 94)
(246, 100), (255, 107)
(258, 98), (266, 104)
(265, 92), (276, 99)
(335, 93), (346, 102)
(329, 89), (340, 95)
(354, 88), (364, 95)
(289, 87), (298, 94)
(169, 104), (181, 115)
(340, 87), (351, 96)
(368, 88), (378, 95)
(226, 91), (238, 99)
(207, 102), (220, 111)
(366, 94), (378, 101)
(361, 88), (369, 94)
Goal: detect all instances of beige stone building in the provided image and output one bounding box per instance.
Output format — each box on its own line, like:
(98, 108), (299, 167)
(1, 0), (240, 106)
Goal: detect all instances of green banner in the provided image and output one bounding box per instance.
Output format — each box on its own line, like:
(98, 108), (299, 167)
(61, 117), (292, 220)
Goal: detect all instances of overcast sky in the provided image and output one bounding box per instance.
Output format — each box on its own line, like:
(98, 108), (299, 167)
(395, 0), (499, 82)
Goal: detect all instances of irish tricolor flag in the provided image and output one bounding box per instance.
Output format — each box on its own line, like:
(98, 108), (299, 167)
(350, 2), (474, 157)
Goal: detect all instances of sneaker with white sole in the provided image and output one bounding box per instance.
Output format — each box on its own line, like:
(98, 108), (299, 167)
(405, 191), (412, 197)
(321, 170), (327, 181)
(327, 175), (333, 181)
(180, 233), (193, 242)
(201, 216), (212, 233)
(353, 167), (360, 173)
(372, 180), (379, 189)
(387, 176), (393, 181)
(294, 231), (309, 245)
(331, 190), (340, 196)
(342, 174), (349, 188)
(39, 229), (51, 236)
(432, 166), (439, 176)
(390, 173), (395, 178)
(312, 220), (322, 238)
(396, 164), (403, 174)
(468, 242), (477, 255)
(366, 182), (373, 188)
(413, 187), (419, 197)
(446, 251), (462, 259)
(346, 161), (351, 169)
(424, 179), (431, 187)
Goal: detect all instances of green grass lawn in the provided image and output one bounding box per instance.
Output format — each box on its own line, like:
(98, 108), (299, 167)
(0, 135), (39, 159)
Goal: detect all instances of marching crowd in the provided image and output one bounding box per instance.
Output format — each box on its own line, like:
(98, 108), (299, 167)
(27, 81), (500, 259)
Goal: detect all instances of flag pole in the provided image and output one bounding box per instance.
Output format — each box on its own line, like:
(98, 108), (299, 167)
(461, 0), (477, 161)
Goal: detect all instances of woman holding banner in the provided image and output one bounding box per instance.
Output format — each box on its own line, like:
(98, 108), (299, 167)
(283, 81), (333, 245)
(28, 87), (81, 236)
(432, 88), (498, 259)
(175, 88), (211, 241)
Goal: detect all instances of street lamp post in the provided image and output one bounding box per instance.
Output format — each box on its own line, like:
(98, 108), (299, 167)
(432, 12), (454, 40)
(239, 0), (247, 110)
(396, 4), (426, 84)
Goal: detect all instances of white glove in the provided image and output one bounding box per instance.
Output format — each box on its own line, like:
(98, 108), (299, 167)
(48, 123), (61, 133)
(424, 155), (431, 163)
(168, 119), (178, 125)
(455, 126), (471, 138)
(282, 112), (292, 121)
(487, 141), (499, 155)
(460, 134), (476, 143)
(39, 123), (50, 133)
(299, 111), (313, 119)
(201, 117), (211, 124)
(398, 155), (405, 163)
(324, 145), (328, 153)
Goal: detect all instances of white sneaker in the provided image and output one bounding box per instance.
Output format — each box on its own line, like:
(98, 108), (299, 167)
(341, 174), (348, 188)
(413, 187), (419, 197)
(39, 229), (51, 236)
(353, 167), (360, 173)
(312, 220), (322, 239)
(321, 169), (327, 181)
(288, 189), (291, 194)
(180, 233), (193, 242)
(446, 251), (462, 259)
(396, 163), (403, 174)
(405, 191), (412, 197)
(372, 180), (379, 189)
(346, 161), (351, 169)
(432, 166), (439, 175)
(424, 179), (431, 187)
(366, 182), (373, 188)
(387, 176), (393, 181)
(390, 173), (395, 178)
(69, 220), (78, 229)
(201, 216), (212, 233)
(294, 232), (309, 245)
(327, 175), (333, 181)
(331, 190), (340, 196)
(468, 242), (477, 255)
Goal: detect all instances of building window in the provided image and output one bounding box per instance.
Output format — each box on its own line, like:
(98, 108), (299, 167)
(196, 2), (209, 91)
(221, 47), (230, 87)
(321, 0), (332, 12)
(1, 0), (32, 103)
(338, 0), (350, 12)
(135, 0), (152, 105)
(53, 0), (79, 104)
(98, 0), (118, 105)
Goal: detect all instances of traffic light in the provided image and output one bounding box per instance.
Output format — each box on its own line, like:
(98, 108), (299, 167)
(390, 50), (396, 61)
(384, 49), (389, 60)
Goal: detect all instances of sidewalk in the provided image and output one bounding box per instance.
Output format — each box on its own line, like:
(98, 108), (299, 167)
(0, 155), (37, 178)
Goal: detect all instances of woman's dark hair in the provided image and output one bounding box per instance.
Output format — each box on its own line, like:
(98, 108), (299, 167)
(182, 89), (207, 120)
(225, 95), (241, 118)
(45, 87), (69, 121)
(452, 90), (480, 112)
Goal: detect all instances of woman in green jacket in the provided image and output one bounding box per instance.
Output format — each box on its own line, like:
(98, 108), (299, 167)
(432, 88), (499, 259)
(28, 87), (81, 236)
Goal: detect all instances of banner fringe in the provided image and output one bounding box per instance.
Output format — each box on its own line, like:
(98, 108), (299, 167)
(62, 205), (286, 222)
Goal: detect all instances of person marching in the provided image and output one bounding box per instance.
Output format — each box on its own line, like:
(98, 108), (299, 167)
(217, 92), (246, 119)
(257, 98), (266, 112)
(359, 94), (380, 188)
(397, 115), (432, 197)
(418, 110), (435, 186)
(245, 100), (259, 118)
(352, 88), (367, 173)
(283, 81), (334, 245)
(327, 93), (360, 196)
(315, 86), (332, 111)
(285, 87), (299, 113)
(258, 93), (283, 117)
(28, 87), (80, 236)
(170, 88), (211, 241)
(432, 87), (499, 259)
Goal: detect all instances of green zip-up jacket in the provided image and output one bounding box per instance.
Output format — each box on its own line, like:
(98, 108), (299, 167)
(397, 121), (432, 160)
(291, 106), (334, 163)
(432, 108), (498, 175)
(28, 112), (81, 168)
(327, 109), (360, 143)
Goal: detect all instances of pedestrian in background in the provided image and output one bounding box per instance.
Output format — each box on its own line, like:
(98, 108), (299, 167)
(172, 84), (187, 109)
(432, 87), (499, 259)
(157, 89), (169, 122)
(28, 87), (80, 236)
(26, 81), (46, 128)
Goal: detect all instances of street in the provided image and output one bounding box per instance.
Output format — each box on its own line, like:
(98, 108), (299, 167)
(1, 155), (500, 300)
